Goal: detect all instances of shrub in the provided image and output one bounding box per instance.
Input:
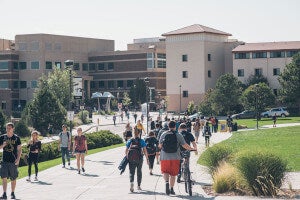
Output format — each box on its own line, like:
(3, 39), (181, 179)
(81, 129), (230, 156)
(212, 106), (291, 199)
(201, 144), (233, 173)
(236, 151), (287, 197)
(14, 120), (31, 137)
(78, 110), (90, 124)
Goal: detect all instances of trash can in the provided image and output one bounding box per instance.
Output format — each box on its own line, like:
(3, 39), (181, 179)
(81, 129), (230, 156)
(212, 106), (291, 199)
(232, 122), (238, 131)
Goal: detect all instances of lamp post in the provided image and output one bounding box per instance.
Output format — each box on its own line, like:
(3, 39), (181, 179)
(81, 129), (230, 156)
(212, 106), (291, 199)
(144, 77), (150, 135)
(255, 84), (259, 130)
(179, 85), (182, 118)
(65, 60), (74, 144)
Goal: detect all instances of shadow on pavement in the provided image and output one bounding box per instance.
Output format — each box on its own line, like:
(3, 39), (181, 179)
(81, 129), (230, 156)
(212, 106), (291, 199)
(32, 180), (53, 185)
(82, 173), (99, 177)
(86, 159), (115, 165)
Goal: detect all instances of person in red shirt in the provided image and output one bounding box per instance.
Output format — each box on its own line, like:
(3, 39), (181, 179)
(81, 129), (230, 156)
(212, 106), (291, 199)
(72, 128), (88, 174)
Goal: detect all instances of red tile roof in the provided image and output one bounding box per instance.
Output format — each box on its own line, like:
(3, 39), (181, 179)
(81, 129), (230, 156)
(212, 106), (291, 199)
(162, 24), (231, 36)
(232, 41), (300, 52)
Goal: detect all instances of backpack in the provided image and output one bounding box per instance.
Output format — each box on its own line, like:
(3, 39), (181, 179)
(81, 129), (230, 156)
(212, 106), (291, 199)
(59, 131), (70, 139)
(162, 131), (178, 153)
(146, 138), (156, 155)
(203, 126), (211, 137)
(127, 138), (142, 163)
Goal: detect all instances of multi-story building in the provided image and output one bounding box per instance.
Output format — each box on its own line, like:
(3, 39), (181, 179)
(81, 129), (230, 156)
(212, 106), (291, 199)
(162, 24), (241, 112)
(232, 41), (300, 95)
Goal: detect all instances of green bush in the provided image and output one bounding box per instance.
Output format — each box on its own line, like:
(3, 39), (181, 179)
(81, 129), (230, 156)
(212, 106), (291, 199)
(15, 120), (31, 137)
(201, 144), (233, 173)
(236, 151), (287, 196)
(78, 110), (90, 124)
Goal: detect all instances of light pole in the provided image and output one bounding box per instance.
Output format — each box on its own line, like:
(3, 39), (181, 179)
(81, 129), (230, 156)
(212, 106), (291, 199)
(144, 77), (150, 135)
(65, 60), (74, 144)
(255, 84), (259, 130)
(179, 85), (182, 118)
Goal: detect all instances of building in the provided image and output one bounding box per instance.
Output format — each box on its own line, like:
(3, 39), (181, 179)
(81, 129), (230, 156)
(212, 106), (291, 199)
(162, 24), (241, 112)
(232, 41), (300, 95)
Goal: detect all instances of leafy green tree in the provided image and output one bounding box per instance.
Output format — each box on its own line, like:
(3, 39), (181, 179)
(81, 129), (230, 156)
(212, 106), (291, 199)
(122, 92), (132, 107)
(187, 101), (195, 115)
(210, 74), (243, 115)
(246, 74), (269, 87)
(14, 120), (30, 137)
(198, 89), (214, 116)
(0, 109), (7, 134)
(278, 53), (300, 111)
(241, 83), (275, 114)
(129, 78), (147, 108)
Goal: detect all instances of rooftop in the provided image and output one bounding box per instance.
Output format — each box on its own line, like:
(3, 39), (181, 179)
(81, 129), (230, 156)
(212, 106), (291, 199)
(232, 41), (300, 52)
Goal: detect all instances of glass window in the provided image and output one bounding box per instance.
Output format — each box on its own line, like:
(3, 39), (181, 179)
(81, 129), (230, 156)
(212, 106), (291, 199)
(117, 80), (123, 88)
(54, 43), (61, 51)
(45, 42), (52, 50)
(0, 80), (9, 89)
(157, 60), (166, 68)
(157, 53), (166, 59)
(31, 42), (39, 51)
(286, 50), (298, 57)
(255, 68), (263, 76)
(13, 62), (18, 70)
(208, 54), (211, 61)
(147, 53), (155, 68)
(73, 63), (80, 70)
(107, 62), (114, 71)
(127, 80), (133, 88)
(13, 81), (19, 89)
(252, 52), (267, 58)
(18, 43), (27, 51)
(89, 63), (96, 71)
(31, 80), (38, 88)
(234, 53), (250, 59)
(273, 68), (280, 76)
(55, 62), (61, 69)
(99, 81), (105, 88)
(90, 81), (96, 89)
(82, 63), (88, 71)
(45, 61), (52, 70)
(31, 61), (39, 69)
(270, 51), (285, 58)
(0, 62), (9, 70)
(208, 70), (211, 78)
(20, 81), (27, 88)
(98, 63), (105, 71)
(19, 62), (27, 70)
(182, 71), (188, 78)
(238, 69), (244, 77)
(108, 80), (114, 88)
(182, 54), (188, 62)
(183, 90), (188, 97)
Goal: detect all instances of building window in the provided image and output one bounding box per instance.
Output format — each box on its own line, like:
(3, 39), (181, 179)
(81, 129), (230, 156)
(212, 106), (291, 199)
(238, 69), (244, 77)
(147, 53), (155, 68)
(1, 101), (6, 110)
(45, 61), (52, 70)
(273, 68), (280, 76)
(252, 52), (267, 59)
(108, 80), (114, 88)
(117, 80), (124, 88)
(157, 53), (166, 59)
(73, 63), (80, 70)
(82, 63), (88, 71)
(182, 54), (188, 62)
(286, 50), (298, 57)
(54, 43), (61, 51)
(208, 54), (211, 61)
(98, 63), (105, 71)
(13, 81), (19, 89)
(107, 63), (114, 71)
(182, 71), (188, 78)
(99, 81), (105, 88)
(90, 81), (96, 89)
(255, 68), (263, 76)
(0, 62), (9, 70)
(157, 60), (166, 68)
(270, 51), (285, 58)
(31, 80), (38, 88)
(208, 70), (211, 78)
(183, 90), (188, 98)
(31, 61), (39, 69)
(18, 43), (27, 51)
(127, 80), (134, 88)
(234, 53), (250, 59)
(31, 42), (39, 51)
(0, 80), (8, 89)
(19, 62), (27, 70)
(45, 42), (52, 50)
(55, 62), (61, 69)
(13, 62), (18, 70)
(20, 81), (27, 89)
(89, 63), (96, 71)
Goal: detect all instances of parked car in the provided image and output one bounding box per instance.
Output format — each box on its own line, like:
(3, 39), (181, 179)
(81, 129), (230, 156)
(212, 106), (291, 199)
(231, 110), (256, 119)
(188, 112), (202, 120)
(261, 107), (289, 118)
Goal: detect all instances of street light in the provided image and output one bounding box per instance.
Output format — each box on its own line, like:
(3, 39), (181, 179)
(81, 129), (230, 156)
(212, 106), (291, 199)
(255, 84), (259, 130)
(144, 77), (150, 135)
(179, 85), (182, 118)
(65, 60), (74, 145)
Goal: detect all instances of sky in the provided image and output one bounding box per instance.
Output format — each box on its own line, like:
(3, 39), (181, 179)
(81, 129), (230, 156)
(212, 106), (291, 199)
(1, 0), (300, 50)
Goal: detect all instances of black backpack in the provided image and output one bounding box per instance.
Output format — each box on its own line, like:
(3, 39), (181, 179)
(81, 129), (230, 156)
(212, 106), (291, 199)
(128, 138), (142, 163)
(204, 126), (211, 137)
(146, 138), (156, 155)
(162, 131), (178, 153)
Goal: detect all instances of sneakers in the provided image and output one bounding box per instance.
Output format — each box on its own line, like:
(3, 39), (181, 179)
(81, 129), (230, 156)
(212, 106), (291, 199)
(11, 192), (16, 199)
(0, 193), (7, 199)
(68, 162), (70, 166)
(170, 188), (175, 195)
(137, 186), (142, 190)
(130, 182), (134, 192)
(62, 165), (65, 168)
(150, 172), (153, 175)
(177, 176), (181, 183)
(26, 177), (31, 182)
(34, 176), (38, 181)
(78, 170), (81, 174)
(165, 182), (170, 195)
(82, 167), (85, 173)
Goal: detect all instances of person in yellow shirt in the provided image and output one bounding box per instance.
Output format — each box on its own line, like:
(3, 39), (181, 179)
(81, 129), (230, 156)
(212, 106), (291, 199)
(136, 120), (146, 137)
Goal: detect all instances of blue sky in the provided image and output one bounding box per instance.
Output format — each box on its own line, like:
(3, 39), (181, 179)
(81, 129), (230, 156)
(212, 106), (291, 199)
(1, 0), (299, 50)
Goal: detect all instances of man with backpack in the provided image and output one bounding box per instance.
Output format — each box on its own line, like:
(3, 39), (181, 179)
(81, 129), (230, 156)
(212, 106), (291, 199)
(58, 124), (71, 168)
(158, 120), (197, 195)
(203, 121), (212, 147)
(125, 126), (149, 192)
(144, 131), (158, 175)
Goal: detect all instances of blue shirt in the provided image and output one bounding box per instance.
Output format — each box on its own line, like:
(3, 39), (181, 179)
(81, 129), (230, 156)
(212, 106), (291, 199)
(126, 138), (146, 148)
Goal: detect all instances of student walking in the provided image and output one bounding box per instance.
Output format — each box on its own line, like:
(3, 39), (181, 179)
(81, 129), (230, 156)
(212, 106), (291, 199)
(273, 113), (277, 127)
(136, 120), (146, 137)
(123, 123), (133, 142)
(0, 122), (22, 200)
(125, 127), (149, 192)
(203, 121), (212, 147)
(72, 128), (88, 174)
(113, 114), (117, 125)
(193, 118), (201, 143)
(26, 131), (42, 182)
(158, 121), (196, 195)
(144, 131), (158, 175)
(58, 124), (71, 168)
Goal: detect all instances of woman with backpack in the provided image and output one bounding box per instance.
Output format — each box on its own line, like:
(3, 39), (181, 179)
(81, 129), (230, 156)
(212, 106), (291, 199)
(123, 122), (133, 142)
(125, 126), (149, 192)
(26, 131), (42, 182)
(144, 131), (158, 175)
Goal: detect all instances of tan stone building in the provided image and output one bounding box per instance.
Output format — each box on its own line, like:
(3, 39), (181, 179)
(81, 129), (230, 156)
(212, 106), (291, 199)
(232, 41), (300, 95)
(162, 24), (241, 112)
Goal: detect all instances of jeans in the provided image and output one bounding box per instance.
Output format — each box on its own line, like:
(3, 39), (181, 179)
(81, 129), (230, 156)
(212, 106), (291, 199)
(129, 159), (143, 186)
(148, 155), (155, 169)
(61, 147), (70, 166)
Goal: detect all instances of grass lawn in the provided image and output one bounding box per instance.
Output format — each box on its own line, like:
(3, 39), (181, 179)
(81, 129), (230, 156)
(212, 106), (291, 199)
(198, 126), (300, 171)
(233, 116), (300, 129)
(1, 143), (124, 185)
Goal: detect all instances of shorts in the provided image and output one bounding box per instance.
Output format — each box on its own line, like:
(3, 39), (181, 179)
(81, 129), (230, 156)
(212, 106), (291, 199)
(0, 162), (19, 180)
(74, 150), (86, 154)
(160, 160), (180, 176)
(194, 131), (200, 137)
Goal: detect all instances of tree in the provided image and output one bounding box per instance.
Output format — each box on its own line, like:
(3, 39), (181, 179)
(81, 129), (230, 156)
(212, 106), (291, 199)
(14, 120), (30, 137)
(122, 92), (132, 107)
(278, 53), (300, 111)
(187, 101), (195, 115)
(129, 78), (147, 109)
(246, 74), (269, 87)
(210, 74), (243, 115)
(0, 109), (7, 134)
(241, 83), (275, 114)
(198, 89), (214, 116)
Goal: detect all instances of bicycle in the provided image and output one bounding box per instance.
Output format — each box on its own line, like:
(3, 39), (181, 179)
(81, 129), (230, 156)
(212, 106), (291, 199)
(180, 150), (195, 196)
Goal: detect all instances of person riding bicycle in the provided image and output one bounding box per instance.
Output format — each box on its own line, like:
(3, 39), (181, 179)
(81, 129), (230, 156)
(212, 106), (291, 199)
(177, 123), (198, 183)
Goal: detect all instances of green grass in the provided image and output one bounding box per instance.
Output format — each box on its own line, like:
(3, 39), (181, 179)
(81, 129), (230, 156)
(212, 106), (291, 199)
(199, 126), (300, 171)
(1, 143), (124, 185)
(233, 117), (300, 129)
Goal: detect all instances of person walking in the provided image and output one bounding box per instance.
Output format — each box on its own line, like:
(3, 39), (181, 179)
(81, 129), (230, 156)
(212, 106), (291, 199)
(58, 124), (71, 168)
(203, 121), (212, 147)
(26, 131), (42, 182)
(273, 113), (277, 127)
(123, 123), (133, 142)
(136, 120), (146, 138)
(226, 115), (233, 133)
(193, 118), (201, 143)
(72, 127), (88, 174)
(113, 114), (117, 125)
(158, 120), (196, 195)
(144, 131), (158, 175)
(125, 126), (149, 192)
(0, 122), (22, 199)
(133, 113), (137, 124)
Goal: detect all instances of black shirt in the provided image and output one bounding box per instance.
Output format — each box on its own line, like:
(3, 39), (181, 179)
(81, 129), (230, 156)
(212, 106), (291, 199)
(0, 134), (21, 163)
(27, 140), (42, 153)
(179, 130), (195, 151)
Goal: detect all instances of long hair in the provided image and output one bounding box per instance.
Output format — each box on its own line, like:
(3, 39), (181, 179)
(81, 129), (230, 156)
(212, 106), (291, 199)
(30, 130), (39, 143)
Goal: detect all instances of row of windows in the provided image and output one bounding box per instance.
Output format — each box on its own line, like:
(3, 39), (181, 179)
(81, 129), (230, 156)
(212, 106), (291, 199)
(90, 80), (134, 89)
(0, 80), (38, 89)
(235, 50), (299, 59)
(182, 54), (212, 62)
(181, 70), (212, 78)
(237, 68), (280, 77)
